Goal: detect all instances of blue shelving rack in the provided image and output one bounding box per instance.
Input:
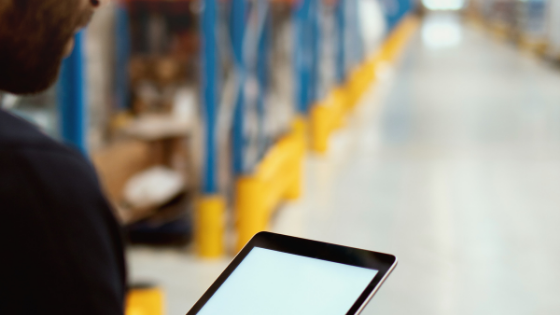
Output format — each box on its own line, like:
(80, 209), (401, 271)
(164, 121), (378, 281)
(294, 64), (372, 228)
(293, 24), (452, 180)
(382, 0), (413, 31)
(202, 0), (221, 195)
(294, 0), (322, 115)
(230, 0), (273, 175)
(58, 31), (88, 154)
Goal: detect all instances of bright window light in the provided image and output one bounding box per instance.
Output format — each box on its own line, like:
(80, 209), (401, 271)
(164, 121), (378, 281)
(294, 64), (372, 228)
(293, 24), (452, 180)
(423, 0), (466, 11)
(421, 15), (463, 49)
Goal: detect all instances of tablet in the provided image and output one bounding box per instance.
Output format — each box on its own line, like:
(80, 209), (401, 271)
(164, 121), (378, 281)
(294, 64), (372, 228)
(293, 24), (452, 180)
(186, 232), (398, 315)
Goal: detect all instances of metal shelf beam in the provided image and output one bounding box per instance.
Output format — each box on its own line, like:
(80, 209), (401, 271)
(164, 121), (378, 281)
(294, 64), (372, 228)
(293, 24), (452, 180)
(58, 31), (88, 154)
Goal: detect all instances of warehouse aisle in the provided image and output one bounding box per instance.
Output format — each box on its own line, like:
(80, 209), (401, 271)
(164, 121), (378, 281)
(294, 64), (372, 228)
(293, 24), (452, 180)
(128, 13), (560, 315)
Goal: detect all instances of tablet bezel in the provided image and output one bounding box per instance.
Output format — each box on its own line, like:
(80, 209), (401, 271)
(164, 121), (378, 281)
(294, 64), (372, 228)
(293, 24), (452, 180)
(186, 232), (398, 315)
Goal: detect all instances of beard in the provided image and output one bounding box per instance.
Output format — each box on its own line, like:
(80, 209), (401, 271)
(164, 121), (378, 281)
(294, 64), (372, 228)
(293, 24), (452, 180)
(0, 1), (94, 95)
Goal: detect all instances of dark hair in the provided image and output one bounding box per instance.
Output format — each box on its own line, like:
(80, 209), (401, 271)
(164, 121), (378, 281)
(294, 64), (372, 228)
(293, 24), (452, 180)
(0, 0), (89, 94)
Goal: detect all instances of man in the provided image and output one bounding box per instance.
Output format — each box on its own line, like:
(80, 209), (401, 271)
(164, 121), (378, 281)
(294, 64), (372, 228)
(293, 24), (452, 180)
(0, 1), (126, 314)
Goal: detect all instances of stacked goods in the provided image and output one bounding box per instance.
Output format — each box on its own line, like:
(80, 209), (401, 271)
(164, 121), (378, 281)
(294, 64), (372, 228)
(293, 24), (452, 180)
(466, 0), (497, 22)
(546, 0), (560, 60)
(469, 0), (555, 56)
(515, 0), (548, 52)
(267, 3), (298, 145)
(126, 0), (199, 116)
(487, 0), (518, 40)
(94, 0), (202, 245)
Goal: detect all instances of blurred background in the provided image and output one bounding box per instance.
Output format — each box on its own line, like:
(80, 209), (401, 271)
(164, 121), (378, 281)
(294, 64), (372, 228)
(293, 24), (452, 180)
(3, 0), (560, 314)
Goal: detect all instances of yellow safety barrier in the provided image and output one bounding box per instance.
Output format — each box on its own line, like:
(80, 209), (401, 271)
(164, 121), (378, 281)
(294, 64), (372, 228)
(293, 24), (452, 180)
(126, 285), (165, 315)
(378, 16), (419, 64)
(195, 195), (226, 258)
(202, 16), (420, 255)
(345, 65), (375, 110)
(310, 16), (419, 154)
(235, 117), (307, 251)
(310, 88), (348, 154)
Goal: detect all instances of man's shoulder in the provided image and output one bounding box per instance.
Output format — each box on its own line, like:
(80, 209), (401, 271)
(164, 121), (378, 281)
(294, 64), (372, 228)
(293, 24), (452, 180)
(0, 114), (126, 315)
(0, 109), (77, 158)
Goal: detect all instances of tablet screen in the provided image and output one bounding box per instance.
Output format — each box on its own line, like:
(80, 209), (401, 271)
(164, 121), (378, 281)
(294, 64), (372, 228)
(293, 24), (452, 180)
(196, 247), (379, 315)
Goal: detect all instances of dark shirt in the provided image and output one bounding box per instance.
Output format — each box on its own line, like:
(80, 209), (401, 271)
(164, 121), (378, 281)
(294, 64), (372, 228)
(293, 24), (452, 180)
(0, 109), (126, 314)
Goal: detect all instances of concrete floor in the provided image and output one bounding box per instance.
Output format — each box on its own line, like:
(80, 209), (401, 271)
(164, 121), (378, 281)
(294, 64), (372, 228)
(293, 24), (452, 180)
(128, 13), (560, 315)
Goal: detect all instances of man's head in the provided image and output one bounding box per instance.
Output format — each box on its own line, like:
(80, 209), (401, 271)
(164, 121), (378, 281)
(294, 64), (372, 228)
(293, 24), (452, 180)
(0, 0), (101, 95)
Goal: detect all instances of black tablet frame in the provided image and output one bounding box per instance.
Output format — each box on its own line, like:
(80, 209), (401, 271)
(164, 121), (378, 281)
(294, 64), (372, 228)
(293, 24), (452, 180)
(186, 232), (398, 315)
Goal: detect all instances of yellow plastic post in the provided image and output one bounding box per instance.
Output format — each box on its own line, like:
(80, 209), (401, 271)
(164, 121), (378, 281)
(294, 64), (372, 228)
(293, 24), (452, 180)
(310, 105), (330, 154)
(332, 88), (348, 127)
(291, 115), (307, 142)
(348, 70), (360, 108)
(125, 307), (145, 315)
(285, 117), (306, 200)
(310, 87), (349, 154)
(195, 196), (226, 258)
(285, 160), (303, 201)
(235, 177), (267, 252)
(126, 286), (165, 315)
